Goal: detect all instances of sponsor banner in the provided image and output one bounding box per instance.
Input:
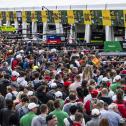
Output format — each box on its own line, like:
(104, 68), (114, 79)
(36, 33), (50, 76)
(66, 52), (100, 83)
(104, 41), (123, 52)
(31, 11), (36, 22)
(123, 10), (126, 27)
(74, 10), (84, 24)
(0, 26), (16, 32)
(6, 11), (10, 21)
(83, 10), (92, 25)
(41, 11), (47, 23)
(67, 10), (75, 24)
(102, 10), (111, 26)
(22, 11), (27, 22)
(13, 11), (17, 21)
(0, 12), (2, 20)
(53, 10), (61, 23)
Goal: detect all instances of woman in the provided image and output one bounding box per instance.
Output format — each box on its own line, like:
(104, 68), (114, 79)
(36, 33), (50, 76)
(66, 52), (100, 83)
(99, 118), (109, 126)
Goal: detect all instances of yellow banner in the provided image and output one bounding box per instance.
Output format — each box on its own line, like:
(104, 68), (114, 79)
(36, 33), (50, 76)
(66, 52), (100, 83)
(123, 10), (126, 27)
(0, 26), (16, 32)
(0, 12), (2, 20)
(22, 11), (26, 22)
(67, 10), (75, 24)
(53, 10), (61, 23)
(102, 10), (111, 26)
(41, 11), (47, 23)
(83, 10), (92, 25)
(31, 11), (36, 22)
(13, 11), (17, 21)
(6, 12), (10, 21)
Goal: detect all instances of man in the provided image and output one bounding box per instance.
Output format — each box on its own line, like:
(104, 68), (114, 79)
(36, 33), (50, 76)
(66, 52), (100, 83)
(32, 104), (48, 126)
(111, 75), (121, 92)
(50, 99), (68, 126)
(20, 102), (39, 126)
(69, 75), (81, 91)
(86, 108), (101, 126)
(97, 102), (123, 126)
(100, 88), (112, 105)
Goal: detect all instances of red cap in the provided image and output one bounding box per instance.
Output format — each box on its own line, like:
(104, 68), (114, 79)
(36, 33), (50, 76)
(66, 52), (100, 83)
(11, 76), (17, 81)
(91, 90), (98, 98)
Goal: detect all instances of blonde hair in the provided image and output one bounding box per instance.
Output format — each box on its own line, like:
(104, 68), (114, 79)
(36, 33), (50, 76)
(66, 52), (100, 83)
(83, 65), (93, 81)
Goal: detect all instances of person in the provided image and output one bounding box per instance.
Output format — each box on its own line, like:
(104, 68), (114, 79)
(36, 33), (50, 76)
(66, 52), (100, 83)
(32, 104), (48, 126)
(99, 118), (109, 126)
(99, 88), (112, 105)
(50, 99), (68, 126)
(0, 99), (19, 126)
(64, 105), (85, 126)
(20, 102), (39, 126)
(110, 75), (121, 92)
(17, 97), (29, 118)
(86, 108), (101, 126)
(46, 114), (58, 126)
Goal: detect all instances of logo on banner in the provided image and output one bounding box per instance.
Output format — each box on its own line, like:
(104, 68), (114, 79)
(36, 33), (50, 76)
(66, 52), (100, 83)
(102, 10), (111, 26)
(31, 11), (36, 22)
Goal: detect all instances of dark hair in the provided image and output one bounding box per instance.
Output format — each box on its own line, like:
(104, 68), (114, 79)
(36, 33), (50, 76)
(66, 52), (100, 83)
(69, 93), (76, 101)
(69, 105), (78, 115)
(75, 112), (83, 122)
(21, 97), (29, 103)
(47, 100), (55, 112)
(40, 104), (48, 113)
(81, 80), (88, 87)
(54, 99), (61, 109)
(6, 99), (13, 109)
(34, 72), (40, 78)
(29, 96), (38, 104)
(116, 89), (124, 104)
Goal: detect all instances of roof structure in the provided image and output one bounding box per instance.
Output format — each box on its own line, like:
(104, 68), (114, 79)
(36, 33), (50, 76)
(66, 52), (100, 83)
(0, 0), (126, 11)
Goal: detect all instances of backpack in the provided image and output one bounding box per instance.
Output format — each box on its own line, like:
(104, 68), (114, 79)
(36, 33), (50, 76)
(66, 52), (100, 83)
(33, 80), (41, 90)
(11, 93), (16, 100)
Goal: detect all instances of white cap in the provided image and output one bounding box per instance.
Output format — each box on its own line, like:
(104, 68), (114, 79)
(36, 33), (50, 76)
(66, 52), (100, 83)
(102, 77), (109, 82)
(12, 71), (20, 77)
(91, 108), (100, 116)
(16, 55), (22, 59)
(20, 50), (24, 53)
(55, 91), (62, 98)
(50, 82), (57, 88)
(51, 48), (57, 53)
(124, 61), (126, 65)
(114, 75), (121, 81)
(27, 91), (34, 96)
(28, 102), (39, 110)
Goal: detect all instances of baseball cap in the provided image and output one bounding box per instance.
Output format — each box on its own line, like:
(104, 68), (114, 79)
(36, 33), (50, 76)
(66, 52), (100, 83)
(28, 102), (39, 110)
(102, 77), (109, 82)
(91, 108), (100, 116)
(27, 91), (34, 96)
(114, 75), (121, 82)
(55, 91), (62, 98)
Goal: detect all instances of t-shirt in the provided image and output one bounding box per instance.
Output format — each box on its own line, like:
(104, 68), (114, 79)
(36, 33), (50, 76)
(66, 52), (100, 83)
(50, 109), (68, 126)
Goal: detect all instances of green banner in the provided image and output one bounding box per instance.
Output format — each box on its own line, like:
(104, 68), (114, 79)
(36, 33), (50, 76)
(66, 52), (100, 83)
(91, 10), (102, 25)
(104, 41), (123, 52)
(110, 10), (124, 27)
(61, 10), (67, 24)
(74, 10), (84, 24)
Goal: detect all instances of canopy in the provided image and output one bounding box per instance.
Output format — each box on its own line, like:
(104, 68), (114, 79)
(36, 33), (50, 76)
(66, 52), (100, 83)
(0, 0), (126, 11)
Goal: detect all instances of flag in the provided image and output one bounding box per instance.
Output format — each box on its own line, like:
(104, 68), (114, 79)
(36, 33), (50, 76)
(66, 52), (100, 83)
(67, 10), (75, 24)
(83, 10), (92, 25)
(41, 11), (47, 23)
(92, 57), (100, 67)
(102, 10), (111, 26)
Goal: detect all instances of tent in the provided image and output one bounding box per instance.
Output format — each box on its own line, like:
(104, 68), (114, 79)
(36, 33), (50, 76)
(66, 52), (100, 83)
(0, 0), (126, 11)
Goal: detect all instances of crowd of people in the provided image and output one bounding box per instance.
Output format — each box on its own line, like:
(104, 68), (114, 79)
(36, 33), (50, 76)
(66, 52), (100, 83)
(0, 37), (126, 126)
